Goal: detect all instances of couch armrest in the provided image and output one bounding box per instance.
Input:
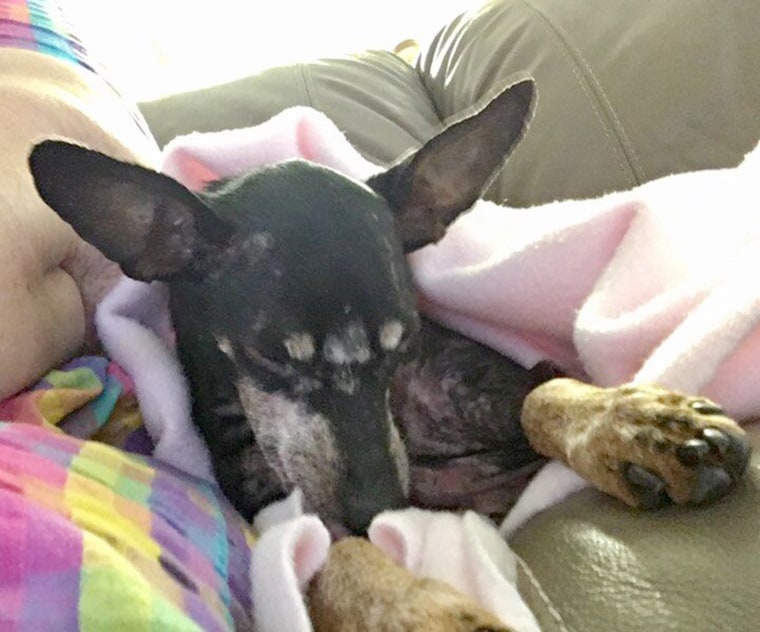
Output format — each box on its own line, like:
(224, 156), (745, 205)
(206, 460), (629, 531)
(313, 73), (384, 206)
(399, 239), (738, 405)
(417, 0), (760, 206)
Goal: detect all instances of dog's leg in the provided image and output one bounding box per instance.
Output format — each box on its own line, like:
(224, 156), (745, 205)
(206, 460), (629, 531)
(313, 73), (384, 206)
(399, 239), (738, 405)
(521, 379), (751, 507)
(307, 537), (514, 632)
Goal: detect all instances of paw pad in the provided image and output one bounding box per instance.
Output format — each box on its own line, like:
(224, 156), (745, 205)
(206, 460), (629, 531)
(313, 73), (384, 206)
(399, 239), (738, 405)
(623, 463), (669, 508)
(626, 425), (750, 507)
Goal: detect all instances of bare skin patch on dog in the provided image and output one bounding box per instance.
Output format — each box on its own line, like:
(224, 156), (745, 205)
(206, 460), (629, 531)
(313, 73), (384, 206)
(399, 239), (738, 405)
(283, 332), (316, 362)
(323, 321), (371, 365)
(379, 320), (404, 351)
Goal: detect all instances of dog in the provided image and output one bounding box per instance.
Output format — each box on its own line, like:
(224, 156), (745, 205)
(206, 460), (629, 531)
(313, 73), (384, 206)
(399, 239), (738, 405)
(28, 77), (751, 538)
(0, 0), (160, 400)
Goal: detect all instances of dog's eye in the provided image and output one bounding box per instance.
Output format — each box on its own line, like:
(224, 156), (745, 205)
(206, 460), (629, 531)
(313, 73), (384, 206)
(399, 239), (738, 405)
(240, 344), (322, 395)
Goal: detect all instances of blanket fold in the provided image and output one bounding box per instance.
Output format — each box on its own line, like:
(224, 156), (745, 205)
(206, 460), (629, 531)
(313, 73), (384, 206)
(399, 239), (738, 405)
(0, 354), (150, 453)
(252, 491), (540, 632)
(95, 277), (214, 480)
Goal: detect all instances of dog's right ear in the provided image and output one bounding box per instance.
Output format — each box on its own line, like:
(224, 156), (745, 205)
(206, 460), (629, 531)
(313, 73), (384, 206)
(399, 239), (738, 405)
(29, 141), (232, 281)
(368, 78), (535, 252)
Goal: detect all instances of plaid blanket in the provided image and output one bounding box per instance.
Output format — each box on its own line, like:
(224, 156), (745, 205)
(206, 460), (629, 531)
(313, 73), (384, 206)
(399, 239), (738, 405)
(0, 356), (152, 453)
(0, 361), (255, 630)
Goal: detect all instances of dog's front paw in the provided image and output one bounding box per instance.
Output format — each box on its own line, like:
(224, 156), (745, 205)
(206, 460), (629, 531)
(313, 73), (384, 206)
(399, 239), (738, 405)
(611, 385), (751, 507)
(522, 380), (752, 509)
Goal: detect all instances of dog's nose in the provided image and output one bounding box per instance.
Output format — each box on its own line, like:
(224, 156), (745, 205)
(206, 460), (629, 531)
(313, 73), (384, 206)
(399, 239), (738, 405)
(338, 425), (410, 535)
(311, 380), (410, 535)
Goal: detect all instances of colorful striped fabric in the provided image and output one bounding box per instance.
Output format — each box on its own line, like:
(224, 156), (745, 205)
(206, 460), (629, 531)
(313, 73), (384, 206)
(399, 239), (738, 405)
(0, 0), (96, 73)
(0, 0), (153, 137)
(0, 422), (256, 630)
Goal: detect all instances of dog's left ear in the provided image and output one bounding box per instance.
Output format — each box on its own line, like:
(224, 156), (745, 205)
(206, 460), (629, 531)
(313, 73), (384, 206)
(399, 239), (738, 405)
(368, 78), (535, 252)
(29, 140), (233, 282)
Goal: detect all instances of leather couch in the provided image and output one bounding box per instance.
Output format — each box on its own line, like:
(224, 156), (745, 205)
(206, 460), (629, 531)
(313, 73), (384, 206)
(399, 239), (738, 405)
(140, 1), (760, 628)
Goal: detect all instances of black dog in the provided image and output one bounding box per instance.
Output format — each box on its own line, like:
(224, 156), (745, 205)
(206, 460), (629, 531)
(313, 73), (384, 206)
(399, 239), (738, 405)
(30, 76), (751, 535)
(29, 79), (539, 534)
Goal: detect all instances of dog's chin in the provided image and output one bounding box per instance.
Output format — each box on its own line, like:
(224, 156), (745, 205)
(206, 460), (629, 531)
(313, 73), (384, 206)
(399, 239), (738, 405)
(323, 519), (354, 541)
(296, 494), (352, 539)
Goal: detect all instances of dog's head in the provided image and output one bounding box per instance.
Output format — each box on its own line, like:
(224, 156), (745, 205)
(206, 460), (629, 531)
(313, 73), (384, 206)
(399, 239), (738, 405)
(29, 79), (535, 533)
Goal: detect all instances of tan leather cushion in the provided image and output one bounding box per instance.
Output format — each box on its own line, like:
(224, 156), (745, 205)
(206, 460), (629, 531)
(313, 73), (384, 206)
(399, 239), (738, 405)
(141, 50), (441, 167)
(511, 423), (760, 631)
(418, 0), (760, 206)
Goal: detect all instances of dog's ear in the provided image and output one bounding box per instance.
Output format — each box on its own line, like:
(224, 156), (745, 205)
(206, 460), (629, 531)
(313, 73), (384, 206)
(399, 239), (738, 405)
(29, 140), (232, 281)
(368, 78), (535, 252)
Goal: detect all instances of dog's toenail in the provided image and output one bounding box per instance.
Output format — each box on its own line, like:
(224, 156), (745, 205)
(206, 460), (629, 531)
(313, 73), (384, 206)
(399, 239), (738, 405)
(677, 439), (710, 466)
(690, 400), (724, 416)
(690, 466), (732, 504)
(625, 463), (664, 489)
(702, 428), (730, 455)
(724, 433), (752, 479)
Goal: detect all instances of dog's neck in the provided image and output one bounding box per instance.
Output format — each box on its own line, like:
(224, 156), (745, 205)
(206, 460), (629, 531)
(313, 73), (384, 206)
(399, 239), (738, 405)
(0, 0), (151, 137)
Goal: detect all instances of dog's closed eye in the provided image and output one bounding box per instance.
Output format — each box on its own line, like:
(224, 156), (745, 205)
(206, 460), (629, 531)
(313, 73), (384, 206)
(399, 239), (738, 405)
(216, 334), (297, 380)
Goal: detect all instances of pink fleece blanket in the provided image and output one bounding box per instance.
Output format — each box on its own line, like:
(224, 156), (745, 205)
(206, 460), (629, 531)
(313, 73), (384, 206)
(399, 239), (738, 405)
(411, 150), (760, 421)
(252, 491), (539, 632)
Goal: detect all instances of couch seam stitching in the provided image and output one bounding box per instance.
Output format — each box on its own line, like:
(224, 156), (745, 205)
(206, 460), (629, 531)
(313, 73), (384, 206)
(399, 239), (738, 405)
(515, 552), (570, 632)
(296, 62), (317, 109)
(516, 0), (645, 186)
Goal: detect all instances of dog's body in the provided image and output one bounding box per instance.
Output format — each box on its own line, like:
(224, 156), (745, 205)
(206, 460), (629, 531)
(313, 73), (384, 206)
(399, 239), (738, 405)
(29, 78), (751, 538)
(0, 6), (160, 399)
(391, 318), (554, 520)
